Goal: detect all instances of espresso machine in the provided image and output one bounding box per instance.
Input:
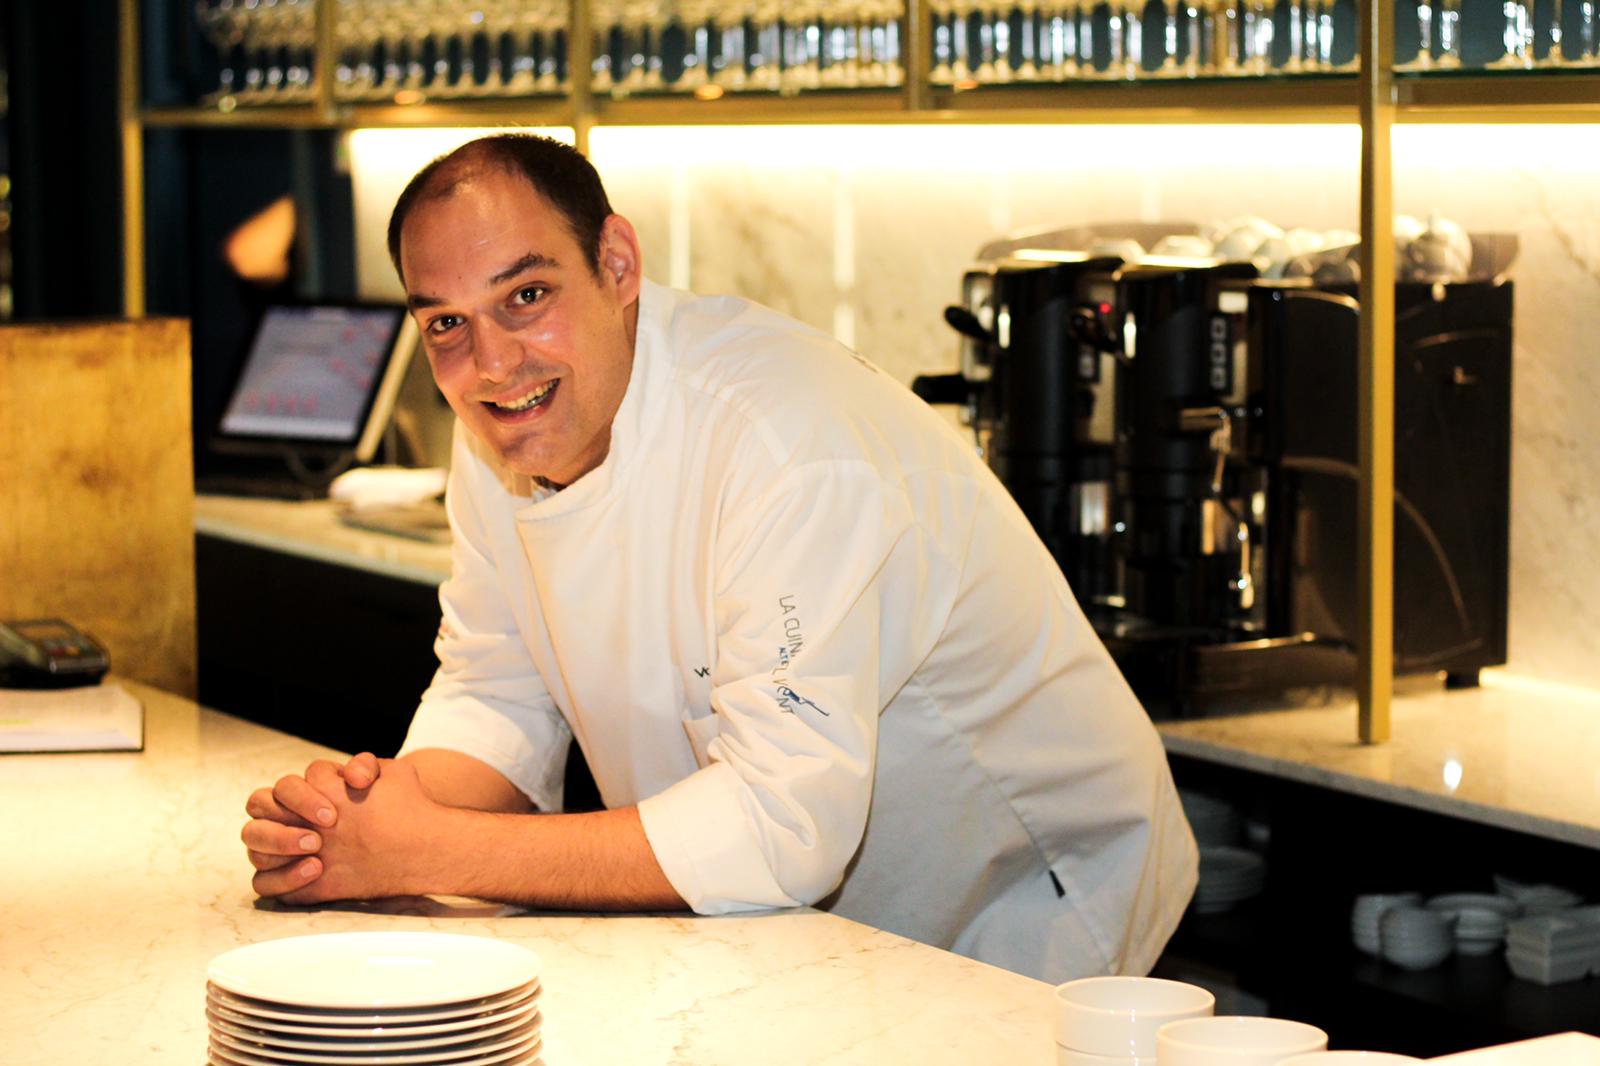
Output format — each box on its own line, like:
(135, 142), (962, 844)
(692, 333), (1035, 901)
(916, 235), (1513, 716)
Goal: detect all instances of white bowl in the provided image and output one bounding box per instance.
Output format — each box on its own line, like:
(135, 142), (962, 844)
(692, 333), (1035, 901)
(1058, 1047), (1157, 1066)
(1277, 1053), (1423, 1065)
(1156, 1016), (1326, 1066)
(1426, 894), (1521, 919)
(1352, 893), (1421, 915)
(1055, 977), (1216, 1057)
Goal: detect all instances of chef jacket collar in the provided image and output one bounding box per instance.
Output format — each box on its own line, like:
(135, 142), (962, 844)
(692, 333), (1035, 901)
(512, 277), (674, 521)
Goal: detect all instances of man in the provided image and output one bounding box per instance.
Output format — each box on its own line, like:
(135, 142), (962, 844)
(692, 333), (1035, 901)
(242, 133), (1197, 981)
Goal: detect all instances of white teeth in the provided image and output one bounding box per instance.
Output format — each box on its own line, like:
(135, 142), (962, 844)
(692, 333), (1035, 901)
(493, 380), (556, 411)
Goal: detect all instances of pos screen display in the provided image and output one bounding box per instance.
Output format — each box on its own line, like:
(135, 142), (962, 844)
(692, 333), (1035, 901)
(214, 304), (418, 462)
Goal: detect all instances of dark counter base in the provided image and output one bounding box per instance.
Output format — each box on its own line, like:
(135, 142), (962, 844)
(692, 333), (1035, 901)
(196, 534), (602, 811)
(1156, 756), (1600, 1056)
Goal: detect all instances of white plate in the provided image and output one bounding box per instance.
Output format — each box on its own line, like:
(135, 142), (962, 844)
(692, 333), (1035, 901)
(209, 933), (540, 1010)
(209, 1017), (539, 1063)
(208, 1007), (541, 1051)
(207, 1033), (540, 1066)
(206, 1049), (542, 1066)
(207, 985), (539, 1030)
(209, 1059), (544, 1066)
(211, 1060), (543, 1066)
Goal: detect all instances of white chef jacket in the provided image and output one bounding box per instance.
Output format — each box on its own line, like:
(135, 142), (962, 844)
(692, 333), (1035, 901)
(399, 279), (1198, 981)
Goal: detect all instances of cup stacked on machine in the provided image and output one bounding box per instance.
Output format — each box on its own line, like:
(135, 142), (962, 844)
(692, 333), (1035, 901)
(205, 932), (543, 1066)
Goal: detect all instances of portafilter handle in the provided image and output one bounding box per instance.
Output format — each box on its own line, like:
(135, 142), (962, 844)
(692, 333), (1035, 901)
(943, 305), (992, 344)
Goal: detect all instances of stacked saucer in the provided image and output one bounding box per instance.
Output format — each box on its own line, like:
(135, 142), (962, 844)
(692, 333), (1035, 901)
(1506, 906), (1600, 985)
(1179, 790), (1244, 848)
(1425, 893), (1521, 957)
(1193, 847), (1266, 915)
(1350, 893), (1421, 957)
(206, 932), (542, 1066)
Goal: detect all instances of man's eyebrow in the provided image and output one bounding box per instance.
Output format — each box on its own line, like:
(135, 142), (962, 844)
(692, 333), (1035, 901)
(489, 252), (559, 287)
(405, 251), (560, 311)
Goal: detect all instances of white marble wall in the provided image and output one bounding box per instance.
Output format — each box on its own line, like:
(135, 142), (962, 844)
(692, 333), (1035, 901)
(349, 123), (1600, 689)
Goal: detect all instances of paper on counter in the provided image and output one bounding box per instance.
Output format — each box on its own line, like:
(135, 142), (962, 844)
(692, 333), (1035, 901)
(0, 682), (144, 753)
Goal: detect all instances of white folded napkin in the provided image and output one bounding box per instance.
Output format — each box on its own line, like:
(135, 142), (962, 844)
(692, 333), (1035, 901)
(328, 466), (447, 510)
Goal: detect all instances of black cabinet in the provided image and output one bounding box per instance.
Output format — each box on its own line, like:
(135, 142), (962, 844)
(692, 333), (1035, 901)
(196, 532), (602, 811)
(197, 534), (441, 757)
(1155, 756), (1600, 1057)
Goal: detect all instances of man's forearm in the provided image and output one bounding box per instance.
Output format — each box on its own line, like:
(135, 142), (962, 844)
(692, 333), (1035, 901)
(395, 747), (686, 910)
(409, 804), (688, 911)
(400, 748), (537, 813)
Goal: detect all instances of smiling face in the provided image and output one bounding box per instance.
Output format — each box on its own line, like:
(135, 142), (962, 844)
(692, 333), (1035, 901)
(398, 167), (642, 485)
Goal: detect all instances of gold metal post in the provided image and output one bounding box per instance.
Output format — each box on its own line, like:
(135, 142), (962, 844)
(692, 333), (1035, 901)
(570, 0), (595, 155)
(905, 0), (933, 112)
(314, 0), (338, 123)
(118, 0), (145, 318)
(1357, 0), (1396, 744)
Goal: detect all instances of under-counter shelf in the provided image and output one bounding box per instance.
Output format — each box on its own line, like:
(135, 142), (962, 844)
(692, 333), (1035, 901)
(1158, 674), (1600, 850)
(1157, 760), (1600, 1056)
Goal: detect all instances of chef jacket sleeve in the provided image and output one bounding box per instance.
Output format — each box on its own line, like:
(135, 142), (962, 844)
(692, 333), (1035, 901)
(636, 458), (954, 912)
(397, 438), (572, 814)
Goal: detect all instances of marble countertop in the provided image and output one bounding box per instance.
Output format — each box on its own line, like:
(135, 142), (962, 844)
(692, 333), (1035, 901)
(196, 494), (451, 586)
(2, 682), (1055, 1065)
(1431, 1033), (1600, 1064)
(1158, 672), (1600, 849)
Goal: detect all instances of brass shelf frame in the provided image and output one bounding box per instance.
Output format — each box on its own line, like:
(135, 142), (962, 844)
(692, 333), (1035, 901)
(121, 0), (1600, 744)
(136, 72), (1600, 131)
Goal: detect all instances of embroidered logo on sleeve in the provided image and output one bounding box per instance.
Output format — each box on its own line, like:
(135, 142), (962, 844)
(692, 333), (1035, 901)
(771, 594), (827, 716)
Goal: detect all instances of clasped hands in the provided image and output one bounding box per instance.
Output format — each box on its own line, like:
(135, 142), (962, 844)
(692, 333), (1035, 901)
(241, 752), (439, 904)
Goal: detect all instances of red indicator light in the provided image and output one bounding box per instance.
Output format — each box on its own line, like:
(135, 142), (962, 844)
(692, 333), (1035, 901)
(1099, 302), (1113, 314)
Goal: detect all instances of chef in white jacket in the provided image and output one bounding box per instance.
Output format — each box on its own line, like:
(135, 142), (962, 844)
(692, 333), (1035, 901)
(241, 133), (1197, 981)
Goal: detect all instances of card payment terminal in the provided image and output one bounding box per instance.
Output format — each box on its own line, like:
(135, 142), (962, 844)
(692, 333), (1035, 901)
(0, 618), (111, 688)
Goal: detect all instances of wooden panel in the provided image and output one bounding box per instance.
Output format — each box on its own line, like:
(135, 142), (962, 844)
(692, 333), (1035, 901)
(0, 319), (196, 696)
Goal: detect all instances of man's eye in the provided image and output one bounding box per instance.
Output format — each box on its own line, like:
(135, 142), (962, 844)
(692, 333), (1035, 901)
(513, 286), (546, 306)
(428, 315), (462, 336)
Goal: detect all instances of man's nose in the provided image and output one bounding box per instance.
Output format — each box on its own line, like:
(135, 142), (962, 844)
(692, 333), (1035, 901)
(474, 319), (525, 383)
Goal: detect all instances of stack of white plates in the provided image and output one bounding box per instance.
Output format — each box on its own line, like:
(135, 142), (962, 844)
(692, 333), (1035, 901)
(1350, 893), (1422, 957)
(1378, 907), (1454, 971)
(1506, 906), (1600, 985)
(1179, 790), (1244, 848)
(1193, 847), (1266, 915)
(1425, 893), (1521, 957)
(206, 932), (542, 1066)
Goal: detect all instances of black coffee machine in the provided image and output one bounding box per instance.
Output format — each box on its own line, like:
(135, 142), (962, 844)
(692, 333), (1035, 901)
(916, 239), (1512, 716)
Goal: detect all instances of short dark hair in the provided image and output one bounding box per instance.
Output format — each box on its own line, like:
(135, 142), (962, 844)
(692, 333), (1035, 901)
(386, 133), (614, 282)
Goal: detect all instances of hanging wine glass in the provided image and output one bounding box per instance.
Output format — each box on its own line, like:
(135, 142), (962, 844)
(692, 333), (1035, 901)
(1487, 0), (1534, 67)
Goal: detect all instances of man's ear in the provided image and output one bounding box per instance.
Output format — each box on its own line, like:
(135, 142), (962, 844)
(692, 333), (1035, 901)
(598, 214), (643, 304)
